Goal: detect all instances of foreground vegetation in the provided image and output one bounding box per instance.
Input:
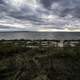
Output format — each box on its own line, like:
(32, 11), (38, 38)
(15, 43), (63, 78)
(0, 40), (80, 80)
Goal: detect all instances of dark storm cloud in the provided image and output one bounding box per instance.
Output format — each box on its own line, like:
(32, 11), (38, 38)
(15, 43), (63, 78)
(1, 0), (80, 21)
(0, 1), (6, 11)
(40, 0), (60, 9)
(0, 1), (36, 22)
(0, 0), (80, 31)
(1, 0), (80, 19)
(40, 0), (80, 18)
(0, 0), (4, 4)
(40, 0), (53, 9)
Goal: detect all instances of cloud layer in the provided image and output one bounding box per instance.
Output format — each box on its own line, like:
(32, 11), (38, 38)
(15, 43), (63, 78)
(0, 0), (80, 31)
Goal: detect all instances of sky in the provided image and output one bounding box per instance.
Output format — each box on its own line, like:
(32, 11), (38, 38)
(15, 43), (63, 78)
(0, 0), (80, 31)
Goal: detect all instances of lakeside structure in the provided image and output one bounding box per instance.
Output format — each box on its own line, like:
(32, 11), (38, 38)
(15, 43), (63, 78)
(1, 40), (80, 47)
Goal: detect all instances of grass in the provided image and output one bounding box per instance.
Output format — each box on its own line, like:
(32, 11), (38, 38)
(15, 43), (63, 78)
(0, 40), (80, 80)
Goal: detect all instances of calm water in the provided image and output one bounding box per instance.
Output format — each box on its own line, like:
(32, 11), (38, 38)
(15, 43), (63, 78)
(0, 31), (80, 40)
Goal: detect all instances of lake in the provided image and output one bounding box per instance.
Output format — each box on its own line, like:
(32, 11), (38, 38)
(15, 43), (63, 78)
(0, 31), (80, 40)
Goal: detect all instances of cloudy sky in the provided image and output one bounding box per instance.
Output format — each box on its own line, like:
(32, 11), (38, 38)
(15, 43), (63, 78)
(0, 0), (80, 31)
